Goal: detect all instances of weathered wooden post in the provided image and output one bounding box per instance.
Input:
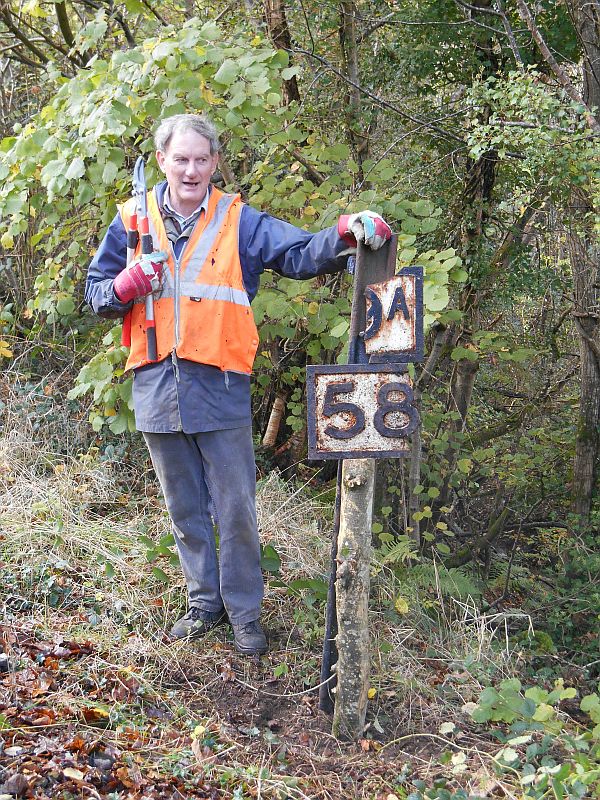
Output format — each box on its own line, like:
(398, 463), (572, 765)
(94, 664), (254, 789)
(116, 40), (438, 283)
(332, 456), (375, 739)
(307, 239), (424, 740)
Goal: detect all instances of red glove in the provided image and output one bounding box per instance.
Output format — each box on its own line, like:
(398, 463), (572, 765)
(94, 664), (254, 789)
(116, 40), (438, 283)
(338, 211), (392, 251)
(113, 252), (167, 304)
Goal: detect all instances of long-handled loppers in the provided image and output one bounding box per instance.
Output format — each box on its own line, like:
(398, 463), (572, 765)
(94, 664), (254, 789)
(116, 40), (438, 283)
(132, 156), (158, 362)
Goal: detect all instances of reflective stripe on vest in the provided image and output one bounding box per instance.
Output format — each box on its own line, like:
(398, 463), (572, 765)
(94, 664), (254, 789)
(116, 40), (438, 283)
(118, 186), (259, 373)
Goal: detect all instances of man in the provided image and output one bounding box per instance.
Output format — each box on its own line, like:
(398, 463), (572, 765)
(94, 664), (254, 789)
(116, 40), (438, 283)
(85, 113), (391, 655)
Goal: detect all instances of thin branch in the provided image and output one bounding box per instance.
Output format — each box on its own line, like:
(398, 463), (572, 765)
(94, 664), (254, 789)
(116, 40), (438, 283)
(136, 0), (168, 26)
(486, 499), (543, 611)
(0, 10), (49, 64)
(289, 148), (325, 185)
(54, 0), (75, 48)
(298, 0), (317, 55)
(12, 12), (74, 59)
(572, 312), (600, 370)
(215, 2), (234, 22)
(358, 11), (394, 40)
(515, 0), (600, 133)
(495, 0), (524, 67)
(111, 10), (136, 47)
(290, 47), (465, 144)
(454, 0), (504, 17)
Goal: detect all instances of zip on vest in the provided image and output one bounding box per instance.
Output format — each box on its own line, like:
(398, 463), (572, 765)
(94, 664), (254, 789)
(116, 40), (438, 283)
(173, 250), (181, 352)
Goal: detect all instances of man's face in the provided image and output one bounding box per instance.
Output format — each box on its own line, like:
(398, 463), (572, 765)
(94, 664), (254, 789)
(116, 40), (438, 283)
(156, 128), (219, 216)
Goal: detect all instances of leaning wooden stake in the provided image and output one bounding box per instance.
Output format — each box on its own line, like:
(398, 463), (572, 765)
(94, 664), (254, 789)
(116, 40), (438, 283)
(332, 458), (375, 740)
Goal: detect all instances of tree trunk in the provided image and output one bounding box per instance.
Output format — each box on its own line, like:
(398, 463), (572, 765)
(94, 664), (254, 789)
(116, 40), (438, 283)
(568, 213), (600, 521)
(263, 0), (300, 104)
(568, 0), (600, 522)
(339, 1), (366, 179)
(262, 391), (287, 448)
(332, 458), (374, 741)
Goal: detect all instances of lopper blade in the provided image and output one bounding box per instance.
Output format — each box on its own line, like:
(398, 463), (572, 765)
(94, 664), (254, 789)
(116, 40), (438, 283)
(133, 156), (148, 218)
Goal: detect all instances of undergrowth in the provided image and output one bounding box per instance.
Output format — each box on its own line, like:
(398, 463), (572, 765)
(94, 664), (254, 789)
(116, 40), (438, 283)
(0, 374), (598, 799)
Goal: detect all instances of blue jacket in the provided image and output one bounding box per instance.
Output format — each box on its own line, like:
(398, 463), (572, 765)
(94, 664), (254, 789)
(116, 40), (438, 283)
(85, 181), (349, 319)
(85, 183), (350, 433)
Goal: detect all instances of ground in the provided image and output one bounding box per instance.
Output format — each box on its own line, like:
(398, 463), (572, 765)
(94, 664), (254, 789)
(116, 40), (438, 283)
(0, 418), (598, 799)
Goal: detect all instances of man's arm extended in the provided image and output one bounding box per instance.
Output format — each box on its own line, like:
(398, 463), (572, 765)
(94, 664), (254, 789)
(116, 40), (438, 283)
(84, 214), (133, 319)
(238, 206), (352, 302)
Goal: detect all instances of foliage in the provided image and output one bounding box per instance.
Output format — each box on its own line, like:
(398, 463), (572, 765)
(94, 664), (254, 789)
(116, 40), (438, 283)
(467, 679), (600, 799)
(465, 68), (600, 204)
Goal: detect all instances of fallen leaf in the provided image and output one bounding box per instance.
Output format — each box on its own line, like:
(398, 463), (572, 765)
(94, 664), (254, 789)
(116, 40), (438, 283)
(1, 773), (30, 796)
(191, 739), (216, 765)
(220, 661), (235, 682)
(394, 596), (410, 615)
(65, 735), (87, 752)
(439, 721), (456, 735)
(63, 767), (85, 781)
(115, 764), (146, 789)
(81, 706), (110, 724)
(298, 730), (310, 745)
(31, 711), (56, 726)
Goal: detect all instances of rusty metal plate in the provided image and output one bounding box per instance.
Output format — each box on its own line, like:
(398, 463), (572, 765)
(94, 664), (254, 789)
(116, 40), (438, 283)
(307, 364), (419, 460)
(364, 266), (424, 363)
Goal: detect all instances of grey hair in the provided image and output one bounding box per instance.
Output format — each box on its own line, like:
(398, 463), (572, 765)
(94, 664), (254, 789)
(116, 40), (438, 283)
(154, 114), (220, 154)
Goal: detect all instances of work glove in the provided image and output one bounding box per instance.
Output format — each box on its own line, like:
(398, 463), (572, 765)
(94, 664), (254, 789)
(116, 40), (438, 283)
(113, 251), (168, 304)
(338, 211), (392, 251)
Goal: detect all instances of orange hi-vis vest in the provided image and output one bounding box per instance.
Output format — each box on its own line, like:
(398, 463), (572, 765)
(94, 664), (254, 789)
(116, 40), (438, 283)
(119, 186), (260, 374)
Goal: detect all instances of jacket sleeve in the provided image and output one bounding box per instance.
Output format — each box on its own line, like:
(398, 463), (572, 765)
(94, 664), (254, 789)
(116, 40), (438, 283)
(238, 205), (351, 302)
(84, 213), (133, 319)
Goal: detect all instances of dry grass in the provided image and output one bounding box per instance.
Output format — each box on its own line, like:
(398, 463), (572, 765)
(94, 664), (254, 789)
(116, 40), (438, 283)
(0, 378), (514, 798)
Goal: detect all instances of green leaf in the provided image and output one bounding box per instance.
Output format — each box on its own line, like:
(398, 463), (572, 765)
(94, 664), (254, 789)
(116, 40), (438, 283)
(287, 577), (329, 601)
(214, 59), (239, 85)
(532, 702), (555, 722)
(496, 747), (519, 763)
(580, 694), (600, 714)
(56, 297), (75, 316)
(412, 199), (435, 217)
(108, 413), (130, 434)
(450, 268), (469, 282)
(451, 346), (478, 362)
(65, 157), (85, 180)
(260, 543), (281, 575)
(329, 319), (349, 338)
(102, 160), (119, 185)
(152, 567), (170, 583)
(104, 561), (115, 578)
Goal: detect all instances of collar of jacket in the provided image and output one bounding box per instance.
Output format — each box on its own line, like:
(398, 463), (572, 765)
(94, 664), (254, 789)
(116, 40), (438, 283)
(155, 180), (213, 220)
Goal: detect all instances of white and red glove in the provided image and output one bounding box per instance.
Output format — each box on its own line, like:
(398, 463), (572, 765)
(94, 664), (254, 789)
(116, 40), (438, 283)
(113, 251), (168, 304)
(338, 211), (392, 251)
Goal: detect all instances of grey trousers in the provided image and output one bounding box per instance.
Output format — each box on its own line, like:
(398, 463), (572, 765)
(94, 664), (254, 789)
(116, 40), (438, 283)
(143, 427), (264, 625)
